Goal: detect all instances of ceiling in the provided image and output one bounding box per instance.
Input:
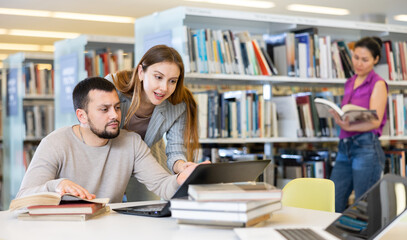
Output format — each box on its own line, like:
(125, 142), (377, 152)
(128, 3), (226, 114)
(0, 0), (407, 58)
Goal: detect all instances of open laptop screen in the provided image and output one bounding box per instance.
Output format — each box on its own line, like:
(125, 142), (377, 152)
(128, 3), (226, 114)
(326, 174), (407, 240)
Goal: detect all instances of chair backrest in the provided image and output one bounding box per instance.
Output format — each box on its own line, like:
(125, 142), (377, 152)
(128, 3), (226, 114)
(282, 178), (335, 212)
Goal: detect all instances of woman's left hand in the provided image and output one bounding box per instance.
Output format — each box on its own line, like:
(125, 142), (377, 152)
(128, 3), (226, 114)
(176, 160), (211, 185)
(329, 109), (351, 131)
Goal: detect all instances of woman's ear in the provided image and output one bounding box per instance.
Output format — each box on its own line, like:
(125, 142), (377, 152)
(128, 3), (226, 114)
(374, 56), (379, 65)
(137, 64), (144, 82)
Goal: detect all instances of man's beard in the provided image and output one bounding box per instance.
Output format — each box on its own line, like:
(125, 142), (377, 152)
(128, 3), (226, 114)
(88, 119), (120, 139)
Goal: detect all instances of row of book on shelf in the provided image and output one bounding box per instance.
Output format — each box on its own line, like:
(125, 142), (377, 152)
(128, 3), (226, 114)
(193, 89), (342, 139)
(84, 49), (133, 78)
(194, 87), (407, 139)
(23, 103), (54, 139)
(380, 40), (407, 81)
(170, 182), (282, 227)
(185, 26), (407, 82)
(388, 93), (407, 136)
(14, 49), (134, 98)
(275, 149), (336, 181)
(194, 89), (277, 139)
(384, 149), (406, 177)
(23, 62), (53, 96)
(274, 147), (406, 183)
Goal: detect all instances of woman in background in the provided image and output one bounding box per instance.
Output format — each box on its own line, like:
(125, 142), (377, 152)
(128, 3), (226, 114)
(329, 37), (388, 212)
(106, 45), (199, 175)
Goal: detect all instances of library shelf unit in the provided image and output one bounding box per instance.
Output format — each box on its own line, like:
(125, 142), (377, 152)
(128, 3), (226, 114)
(53, 34), (134, 129)
(1, 52), (54, 209)
(135, 6), (407, 184)
(185, 73), (407, 89)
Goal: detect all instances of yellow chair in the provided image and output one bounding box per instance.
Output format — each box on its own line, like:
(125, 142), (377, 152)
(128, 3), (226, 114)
(282, 178), (335, 212)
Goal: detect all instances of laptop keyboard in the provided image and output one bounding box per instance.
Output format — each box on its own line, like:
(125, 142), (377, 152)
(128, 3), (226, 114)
(276, 228), (326, 240)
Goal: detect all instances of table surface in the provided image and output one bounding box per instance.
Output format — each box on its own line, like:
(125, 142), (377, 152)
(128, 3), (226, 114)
(0, 201), (405, 240)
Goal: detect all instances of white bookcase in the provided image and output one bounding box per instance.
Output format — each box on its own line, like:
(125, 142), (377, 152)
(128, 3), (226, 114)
(1, 52), (54, 209)
(134, 6), (407, 184)
(53, 34), (134, 129)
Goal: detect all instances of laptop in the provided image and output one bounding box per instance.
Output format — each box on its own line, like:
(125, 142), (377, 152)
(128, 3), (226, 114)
(113, 160), (271, 217)
(235, 174), (407, 240)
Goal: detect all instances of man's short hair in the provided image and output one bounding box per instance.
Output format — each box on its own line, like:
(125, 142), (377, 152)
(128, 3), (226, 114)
(72, 77), (116, 112)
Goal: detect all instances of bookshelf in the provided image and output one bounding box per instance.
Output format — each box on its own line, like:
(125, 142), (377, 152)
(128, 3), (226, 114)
(53, 34), (134, 129)
(1, 52), (54, 210)
(135, 6), (407, 184)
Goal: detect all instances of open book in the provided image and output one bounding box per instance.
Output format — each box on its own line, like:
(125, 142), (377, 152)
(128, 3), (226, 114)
(9, 192), (109, 211)
(314, 98), (378, 123)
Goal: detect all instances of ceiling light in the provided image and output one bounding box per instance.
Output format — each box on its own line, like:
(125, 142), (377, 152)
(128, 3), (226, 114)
(0, 8), (51, 17)
(0, 7), (134, 23)
(40, 45), (55, 52)
(0, 43), (54, 52)
(8, 29), (80, 39)
(287, 4), (350, 16)
(52, 12), (135, 23)
(0, 28), (7, 34)
(185, 0), (275, 9)
(394, 15), (407, 22)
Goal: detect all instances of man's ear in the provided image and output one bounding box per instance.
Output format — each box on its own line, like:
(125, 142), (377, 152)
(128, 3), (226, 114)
(137, 64), (144, 82)
(76, 109), (88, 124)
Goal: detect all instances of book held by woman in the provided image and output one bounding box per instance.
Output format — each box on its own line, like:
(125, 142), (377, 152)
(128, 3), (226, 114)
(314, 97), (378, 123)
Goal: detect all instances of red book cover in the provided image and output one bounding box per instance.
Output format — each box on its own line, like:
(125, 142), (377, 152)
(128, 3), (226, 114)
(384, 41), (393, 80)
(251, 40), (271, 75)
(99, 52), (110, 76)
(28, 202), (103, 215)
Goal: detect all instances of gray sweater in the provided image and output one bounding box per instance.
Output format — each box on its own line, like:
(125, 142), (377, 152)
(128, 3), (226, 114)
(16, 126), (179, 203)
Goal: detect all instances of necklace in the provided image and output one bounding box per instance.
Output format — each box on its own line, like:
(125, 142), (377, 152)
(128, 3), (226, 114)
(136, 109), (153, 118)
(78, 126), (86, 144)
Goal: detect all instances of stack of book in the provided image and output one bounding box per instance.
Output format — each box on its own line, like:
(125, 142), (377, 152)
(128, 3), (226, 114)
(170, 182), (282, 227)
(9, 192), (110, 221)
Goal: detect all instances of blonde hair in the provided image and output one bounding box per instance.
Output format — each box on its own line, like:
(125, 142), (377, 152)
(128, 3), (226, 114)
(112, 45), (199, 162)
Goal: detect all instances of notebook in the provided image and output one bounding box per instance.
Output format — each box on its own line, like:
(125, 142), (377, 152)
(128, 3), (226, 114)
(234, 174), (407, 240)
(113, 160), (270, 217)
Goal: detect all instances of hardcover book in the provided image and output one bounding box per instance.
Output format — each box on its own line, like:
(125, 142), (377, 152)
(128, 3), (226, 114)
(176, 213), (271, 227)
(188, 182), (282, 201)
(27, 202), (104, 215)
(9, 192), (109, 211)
(170, 198), (279, 212)
(18, 206), (110, 221)
(314, 98), (378, 123)
(171, 201), (281, 223)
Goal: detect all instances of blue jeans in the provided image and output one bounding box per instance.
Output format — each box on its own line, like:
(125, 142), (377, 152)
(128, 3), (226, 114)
(330, 132), (385, 212)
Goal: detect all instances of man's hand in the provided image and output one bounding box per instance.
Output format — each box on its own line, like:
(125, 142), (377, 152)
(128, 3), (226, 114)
(176, 160), (211, 185)
(172, 160), (195, 174)
(56, 179), (96, 200)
